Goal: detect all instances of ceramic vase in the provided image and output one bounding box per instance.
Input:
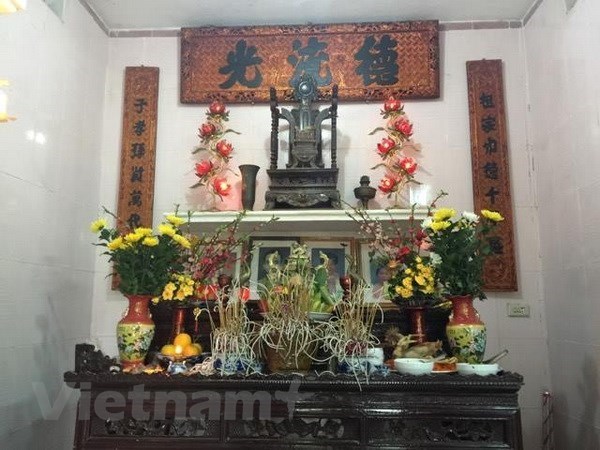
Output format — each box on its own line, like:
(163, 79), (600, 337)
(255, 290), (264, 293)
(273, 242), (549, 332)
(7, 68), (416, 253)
(446, 295), (487, 363)
(116, 294), (155, 369)
(239, 164), (260, 210)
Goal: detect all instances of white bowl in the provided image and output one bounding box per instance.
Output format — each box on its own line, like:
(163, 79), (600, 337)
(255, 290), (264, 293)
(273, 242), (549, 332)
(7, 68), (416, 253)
(308, 311), (333, 322)
(394, 358), (434, 375)
(456, 363), (499, 376)
(366, 347), (384, 365)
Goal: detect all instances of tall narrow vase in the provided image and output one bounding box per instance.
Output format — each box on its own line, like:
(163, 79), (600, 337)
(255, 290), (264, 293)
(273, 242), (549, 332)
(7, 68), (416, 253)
(116, 294), (155, 370)
(239, 164), (260, 210)
(405, 306), (427, 344)
(169, 304), (191, 342)
(446, 295), (486, 363)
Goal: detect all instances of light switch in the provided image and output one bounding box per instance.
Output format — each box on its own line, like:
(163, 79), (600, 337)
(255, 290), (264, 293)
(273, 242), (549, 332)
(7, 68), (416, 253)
(507, 303), (530, 317)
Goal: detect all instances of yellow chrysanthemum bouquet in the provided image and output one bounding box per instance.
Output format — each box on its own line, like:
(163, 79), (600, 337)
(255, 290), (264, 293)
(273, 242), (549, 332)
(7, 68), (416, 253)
(158, 273), (196, 302)
(391, 254), (437, 302)
(91, 212), (190, 296)
(423, 207), (504, 299)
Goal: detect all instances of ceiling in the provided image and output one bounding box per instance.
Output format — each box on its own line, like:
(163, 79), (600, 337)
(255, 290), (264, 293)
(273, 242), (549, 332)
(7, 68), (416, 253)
(81, 0), (539, 33)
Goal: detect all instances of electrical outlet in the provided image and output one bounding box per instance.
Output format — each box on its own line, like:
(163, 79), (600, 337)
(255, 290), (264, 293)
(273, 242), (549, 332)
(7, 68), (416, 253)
(507, 303), (530, 318)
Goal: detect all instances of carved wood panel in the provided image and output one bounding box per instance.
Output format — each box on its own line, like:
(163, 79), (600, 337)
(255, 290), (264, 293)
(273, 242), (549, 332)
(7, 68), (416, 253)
(467, 59), (518, 291)
(181, 21), (439, 103)
(117, 66), (159, 233)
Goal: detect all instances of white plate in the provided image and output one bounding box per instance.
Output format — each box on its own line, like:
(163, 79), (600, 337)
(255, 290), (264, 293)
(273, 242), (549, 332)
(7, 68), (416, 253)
(431, 369), (457, 374)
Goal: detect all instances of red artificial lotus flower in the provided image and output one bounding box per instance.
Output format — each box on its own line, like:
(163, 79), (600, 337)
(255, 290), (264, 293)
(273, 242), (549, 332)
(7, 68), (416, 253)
(393, 117), (413, 138)
(399, 156), (417, 175)
(377, 137), (396, 156)
(212, 177), (231, 197)
(378, 175), (398, 193)
(216, 139), (233, 158)
(199, 122), (217, 138)
(209, 100), (226, 115)
(195, 160), (214, 177)
(384, 97), (402, 112)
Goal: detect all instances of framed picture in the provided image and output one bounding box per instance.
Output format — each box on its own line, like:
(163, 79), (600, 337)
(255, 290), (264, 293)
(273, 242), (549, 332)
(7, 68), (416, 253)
(249, 239), (298, 298)
(303, 239), (353, 298)
(359, 241), (393, 304)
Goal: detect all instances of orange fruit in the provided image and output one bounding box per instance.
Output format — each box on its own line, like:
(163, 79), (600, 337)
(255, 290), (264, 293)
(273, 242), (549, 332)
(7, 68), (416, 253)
(173, 333), (192, 347)
(160, 344), (176, 356)
(182, 344), (201, 357)
(192, 343), (203, 353)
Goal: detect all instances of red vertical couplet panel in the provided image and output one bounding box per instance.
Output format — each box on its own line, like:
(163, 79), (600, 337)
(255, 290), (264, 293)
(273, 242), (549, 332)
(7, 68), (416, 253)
(467, 59), (517, 291)
(117, 66), (159, 232)
(114, 67), (159, 288)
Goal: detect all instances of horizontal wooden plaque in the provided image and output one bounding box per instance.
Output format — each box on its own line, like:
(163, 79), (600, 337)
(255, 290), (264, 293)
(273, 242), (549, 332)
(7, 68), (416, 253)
(181, 21), (439, 103)
(467, 59), (517, 292)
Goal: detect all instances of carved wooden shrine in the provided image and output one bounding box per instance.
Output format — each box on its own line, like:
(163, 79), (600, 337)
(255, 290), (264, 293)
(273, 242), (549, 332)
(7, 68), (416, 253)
(65, 346), (523, 450)
(265, 74), (341, 209)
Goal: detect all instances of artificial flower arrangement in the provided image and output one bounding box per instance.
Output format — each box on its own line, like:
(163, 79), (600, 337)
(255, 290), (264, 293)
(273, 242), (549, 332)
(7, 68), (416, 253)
(348, 193), (445, 308)
(191, 100), (240, 203)
(423, 206), (504, 299)
(151, 211), (275, 305)
(255, 243), (330, 373)
(90, 212), (190, 295)
(185, 212), (278, 298)
(370, 96), (422, 208)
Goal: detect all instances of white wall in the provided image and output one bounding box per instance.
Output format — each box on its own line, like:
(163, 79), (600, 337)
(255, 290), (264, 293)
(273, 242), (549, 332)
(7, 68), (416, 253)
(94, 28), (548, 449)
(0, 0), (108, 448)
(525, 0), (600, 447)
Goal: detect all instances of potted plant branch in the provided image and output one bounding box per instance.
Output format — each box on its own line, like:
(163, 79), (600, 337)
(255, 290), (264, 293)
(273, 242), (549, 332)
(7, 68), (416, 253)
(255, 243), (328, 373)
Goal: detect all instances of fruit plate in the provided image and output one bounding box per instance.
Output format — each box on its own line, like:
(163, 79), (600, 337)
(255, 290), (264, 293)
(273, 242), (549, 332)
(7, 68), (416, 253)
(431, 368), (458, 374)
(157, 352), (208, 365)
(308, 312), (333, 322)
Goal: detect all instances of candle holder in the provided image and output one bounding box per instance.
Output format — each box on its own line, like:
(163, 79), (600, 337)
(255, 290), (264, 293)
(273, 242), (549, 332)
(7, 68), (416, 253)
(353, 175), (376, 209)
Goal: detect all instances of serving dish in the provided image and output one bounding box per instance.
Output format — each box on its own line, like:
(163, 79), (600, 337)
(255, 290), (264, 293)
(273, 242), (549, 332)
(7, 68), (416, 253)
(456, 362), (499, 376)
(394, 358), (434, 375)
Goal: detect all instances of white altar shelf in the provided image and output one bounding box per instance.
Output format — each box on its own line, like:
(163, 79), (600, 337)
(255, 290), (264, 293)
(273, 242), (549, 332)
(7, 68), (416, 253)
(171, 208), (429, 234)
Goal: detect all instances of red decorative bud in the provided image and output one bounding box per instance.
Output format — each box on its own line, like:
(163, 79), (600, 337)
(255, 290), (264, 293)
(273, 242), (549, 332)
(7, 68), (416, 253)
(378, 175), (398, 193)
(216, 139), (233, 158)
(399, 156), (417, 175)
(195, 160), (214, 177)
(209, 101), (226, 115)
(383, 97), (402, 112)
(199, 122), (216, 138)
(393, 117), (413, 137)
(212, 177), (231, 197)
(377, 137), (396, 156)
